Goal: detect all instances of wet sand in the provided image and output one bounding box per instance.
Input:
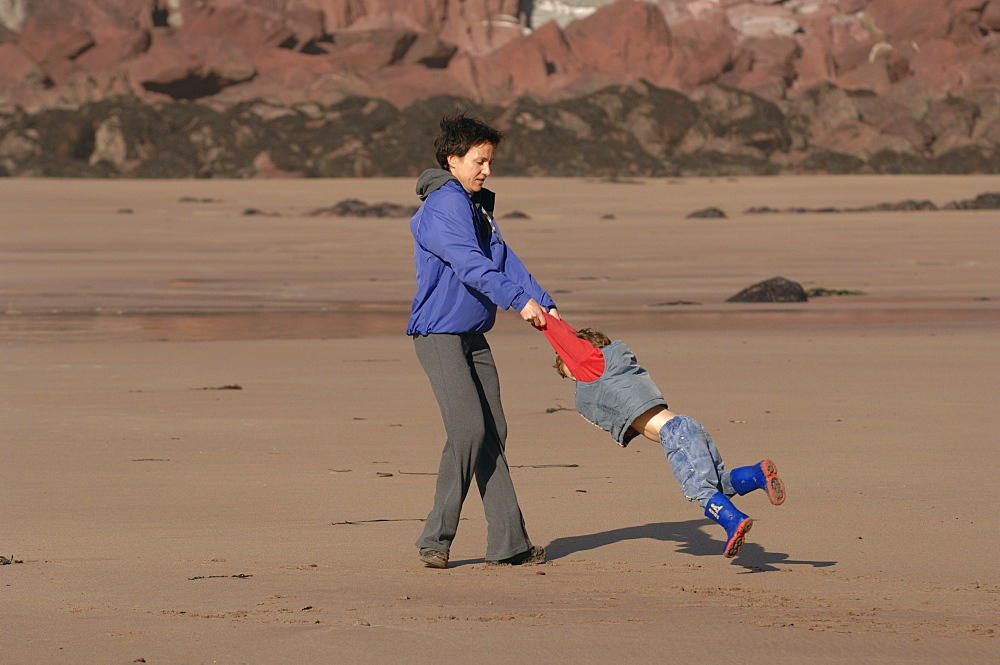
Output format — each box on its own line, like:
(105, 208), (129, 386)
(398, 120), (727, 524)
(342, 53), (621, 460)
(2, 176), (998, 663)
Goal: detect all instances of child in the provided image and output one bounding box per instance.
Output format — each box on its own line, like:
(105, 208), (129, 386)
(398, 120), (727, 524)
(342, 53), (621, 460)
(536, 316), (785, 558)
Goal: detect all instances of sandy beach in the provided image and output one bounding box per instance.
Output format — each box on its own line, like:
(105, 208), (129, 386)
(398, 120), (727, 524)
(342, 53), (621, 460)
(2, 175), (998, 663)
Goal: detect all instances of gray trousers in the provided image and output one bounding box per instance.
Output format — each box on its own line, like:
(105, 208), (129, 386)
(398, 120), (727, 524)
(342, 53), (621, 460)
(413, 333), (532, 560)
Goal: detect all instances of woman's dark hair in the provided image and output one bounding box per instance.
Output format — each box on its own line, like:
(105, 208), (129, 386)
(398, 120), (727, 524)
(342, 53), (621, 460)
(434, 113), (503, 169)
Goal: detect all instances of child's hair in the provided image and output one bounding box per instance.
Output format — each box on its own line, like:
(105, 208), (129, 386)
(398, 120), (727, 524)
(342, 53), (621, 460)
(577, 328), (611, 347)
(553, 327), (611, 376)
(434, 112), (503, 169)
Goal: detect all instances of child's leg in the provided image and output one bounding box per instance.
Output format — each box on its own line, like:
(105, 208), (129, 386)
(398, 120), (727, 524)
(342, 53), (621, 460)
(661, 416), (756, 557)
(658, 415), (727, 507)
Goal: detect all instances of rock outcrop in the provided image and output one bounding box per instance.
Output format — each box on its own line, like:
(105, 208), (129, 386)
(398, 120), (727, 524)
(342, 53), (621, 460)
(1, 0), (999, 177)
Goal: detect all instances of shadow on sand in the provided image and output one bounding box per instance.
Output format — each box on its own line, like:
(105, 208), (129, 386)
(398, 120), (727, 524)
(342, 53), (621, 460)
(541, 519), (837, 573)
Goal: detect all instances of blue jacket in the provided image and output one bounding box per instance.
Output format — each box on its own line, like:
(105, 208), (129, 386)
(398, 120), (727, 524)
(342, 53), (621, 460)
(406, 169), (555, 335)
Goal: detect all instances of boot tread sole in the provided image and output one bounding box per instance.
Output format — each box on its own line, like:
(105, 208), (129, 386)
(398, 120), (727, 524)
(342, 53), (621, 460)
(723, 518), (753, 558)
(760, 459), (786, 506)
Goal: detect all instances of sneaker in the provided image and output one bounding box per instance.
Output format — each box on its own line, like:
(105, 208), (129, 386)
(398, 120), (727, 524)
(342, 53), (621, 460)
(486, 545), (546, 566)
(418, 548), (448, 569)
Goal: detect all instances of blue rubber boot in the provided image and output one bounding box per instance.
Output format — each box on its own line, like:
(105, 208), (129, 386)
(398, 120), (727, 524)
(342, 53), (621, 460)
(730, 459), (785, 505)
(704, 492), (753, 558)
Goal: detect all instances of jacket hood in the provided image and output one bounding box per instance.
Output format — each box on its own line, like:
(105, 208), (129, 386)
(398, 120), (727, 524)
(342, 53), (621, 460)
(415, 168), (458, 201)
(415, 168), (496, 215)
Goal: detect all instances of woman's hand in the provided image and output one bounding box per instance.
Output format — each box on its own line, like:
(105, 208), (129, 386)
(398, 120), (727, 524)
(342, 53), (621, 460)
(520, 299), (547, 326)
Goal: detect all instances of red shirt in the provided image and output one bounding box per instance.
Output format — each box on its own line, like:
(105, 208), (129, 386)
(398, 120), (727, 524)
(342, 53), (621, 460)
(537, 317), (605, 383)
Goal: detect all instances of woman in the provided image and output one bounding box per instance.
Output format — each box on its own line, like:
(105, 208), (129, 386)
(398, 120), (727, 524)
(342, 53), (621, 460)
(407, 113), (557, 568)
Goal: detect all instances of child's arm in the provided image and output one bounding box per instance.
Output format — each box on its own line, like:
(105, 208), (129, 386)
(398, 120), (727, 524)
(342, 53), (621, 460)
(536, 317), (605, 382)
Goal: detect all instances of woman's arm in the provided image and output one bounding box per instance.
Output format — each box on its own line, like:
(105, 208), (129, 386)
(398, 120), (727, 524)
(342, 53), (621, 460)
(415, 188), (530, 311)
(502, 242), (556, 310)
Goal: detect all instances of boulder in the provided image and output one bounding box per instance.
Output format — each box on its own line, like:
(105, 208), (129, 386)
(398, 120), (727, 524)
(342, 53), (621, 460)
(865, 0), (982, 46)
(16, 17), (94, 64)
(495, 89), (669, 177)
(726, 277), (809, 303)
(74, 28), (151, 73)
(932, 145), (996, 173)
(327, 28), (423, 69)
(311, 0), (525, 57)
(686, 206), (727, 218)
(128, 30), (256, 100)
(968, 88), (1000, 144)
(852, 95), (934, 151)
(661, 3), (738, 91)
(908, 39), (986, 94)
(672, 141), (776, 176)
(687, 84), (791, 155)
(621, 82), (702, 158)
(793, 36), (835, 91)
(0, 42), (47, 90)
(725, 3), (802, 38)
(789, 81), (860, 144)
(800, 149), (866, 174)
(835, 59), (892, 94)
(472, 29), (559, 101)
(436, 1), (525, 57)
(721, 35), (801, 95)
(811, 116), (916, 162)
(791, 8), (884, 88)
(37, 57), (86, 87)
(392, 32), (457, 68)
(944, 192), (1000, 208)
(872, 43), (911, 84)
(950, 0), (995, 45)
(835, 0), (871, 12)
(251, 150), (304, 178)
(177, 5), (297, 55)
(281, 8), (326, 50)
(88, 114), (129, 168)
(925, 96), (979, 139)
(492, 19), (582, 97)
(563, 0), (674, 86)
(984, 0), (1000, 31)
(743, 198), (939, 214)
(965, 46), (1000, 90)
(306, 198), (418, 217)
(235, 48), (350, 106)
(883, 75), (944, 120)
(360, 63), (478, 109)
(6, 0), (152, 32)
(925, 96), (980, 156)
(827, 28), (881, 78)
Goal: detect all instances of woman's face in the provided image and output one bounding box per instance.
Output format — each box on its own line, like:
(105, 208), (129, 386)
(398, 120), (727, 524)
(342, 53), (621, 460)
(447, 142), (495, 193)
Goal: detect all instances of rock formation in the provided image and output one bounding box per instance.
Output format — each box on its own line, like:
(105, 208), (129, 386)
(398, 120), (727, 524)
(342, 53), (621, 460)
(1, 0), (999, 177)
